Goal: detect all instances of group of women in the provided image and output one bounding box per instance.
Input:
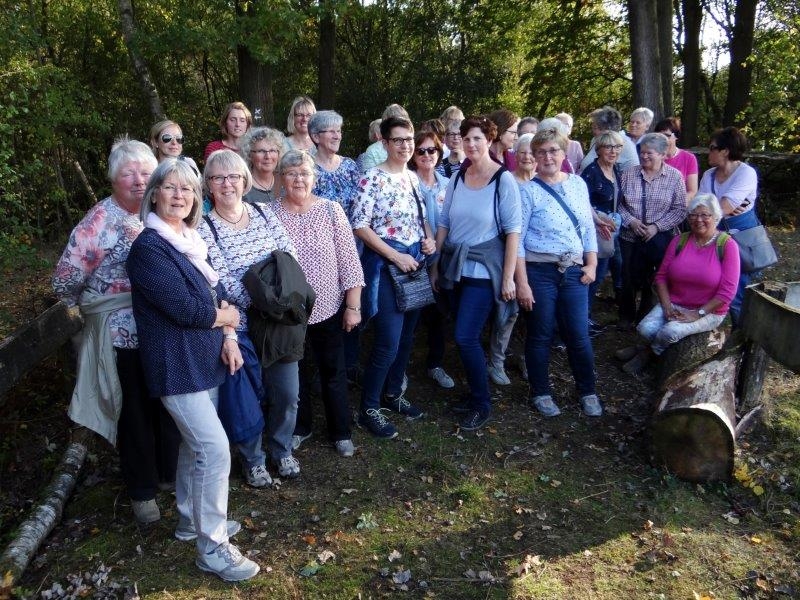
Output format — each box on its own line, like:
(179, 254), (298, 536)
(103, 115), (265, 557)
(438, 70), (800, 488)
(53, 94), (764, 582)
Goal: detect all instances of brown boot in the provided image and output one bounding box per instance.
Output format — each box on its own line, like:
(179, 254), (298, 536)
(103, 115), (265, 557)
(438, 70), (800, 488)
(622, 349), (651, 375)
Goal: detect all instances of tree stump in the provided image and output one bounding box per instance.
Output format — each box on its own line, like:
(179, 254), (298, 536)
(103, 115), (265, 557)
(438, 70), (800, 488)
(650, 353), (740, 482)
(655, 328), (727, 393)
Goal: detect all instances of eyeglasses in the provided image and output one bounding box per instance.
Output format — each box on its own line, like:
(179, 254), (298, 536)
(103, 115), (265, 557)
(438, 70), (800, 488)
(251, 148), (280, 156)
(317, 129), (341, 135)
(688, 213), (714, 220)
(389, 137), (414, 147)
(708, 144), (721, 151)
(160, 184), (194, 196)
(506, 129), (518, 136)
(283, 170), (314, 179)
(534, 147), (562, 158)
(445, 132), (462, 139)
(208, 174), (243, 185)
(415, 147), (437, 156)
(161, 134), (184, 144)
(599, 144), (623, 151)
(294, 112), (313, 119)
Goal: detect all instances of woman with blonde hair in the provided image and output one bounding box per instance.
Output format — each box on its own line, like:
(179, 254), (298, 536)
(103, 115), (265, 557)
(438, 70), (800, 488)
(204, 101), (252, 161)
(148, 120), (198, 172)
(284, 95), (317, 155)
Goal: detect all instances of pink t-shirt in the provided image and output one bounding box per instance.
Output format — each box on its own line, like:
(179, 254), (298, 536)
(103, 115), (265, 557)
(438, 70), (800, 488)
(664, 149), (698, 189)
(203, 140), (238, 161)
(655, 234), (740, 314)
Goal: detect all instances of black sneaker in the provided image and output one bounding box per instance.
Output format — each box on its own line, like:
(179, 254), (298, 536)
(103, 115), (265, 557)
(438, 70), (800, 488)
(589, 319), (606, 337)
(357, 408), (398, 439)
(381, 392), (424, 420)
(459, 409), (491, 431)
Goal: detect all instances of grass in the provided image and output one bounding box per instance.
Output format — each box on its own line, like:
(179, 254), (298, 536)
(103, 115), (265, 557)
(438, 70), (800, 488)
(3, 230), (800, 599)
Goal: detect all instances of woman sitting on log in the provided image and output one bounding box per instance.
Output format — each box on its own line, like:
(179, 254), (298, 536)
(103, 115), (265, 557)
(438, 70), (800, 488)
(618, 193), (740, 374)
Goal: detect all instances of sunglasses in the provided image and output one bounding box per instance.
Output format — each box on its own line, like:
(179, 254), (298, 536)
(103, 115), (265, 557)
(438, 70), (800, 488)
(161, 134), (184, 144)
(415, 147), (437, 156)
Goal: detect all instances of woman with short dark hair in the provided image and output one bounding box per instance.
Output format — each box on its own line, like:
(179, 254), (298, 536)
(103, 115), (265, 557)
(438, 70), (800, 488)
(654, 117), (698, 202)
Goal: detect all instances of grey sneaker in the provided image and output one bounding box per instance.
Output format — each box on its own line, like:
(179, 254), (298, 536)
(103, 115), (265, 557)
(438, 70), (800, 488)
(427, 367), (455, 389)
(580, 394), (603, 417)
(276, 455), (300, 478)
(196, 542), (260, 582)
(244, 464), (272, 488)
(487, 364), (511, 386)
(334, 439), (355, 457)
(531, 395), (561, 418)
(176, 518), (242, 542)
(132, 499), (160, 524)
(291, 432), (312, 450)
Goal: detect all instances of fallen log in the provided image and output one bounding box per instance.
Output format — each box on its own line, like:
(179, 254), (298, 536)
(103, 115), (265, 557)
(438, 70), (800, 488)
(0, 427), (92, 586)
(655, 328), (727, 393)
(650, 353), (740, 482)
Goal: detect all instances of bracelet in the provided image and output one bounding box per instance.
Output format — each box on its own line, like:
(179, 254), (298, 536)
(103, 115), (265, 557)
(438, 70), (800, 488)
(224, 333), (239, 342)
(346, 305), (361, 313)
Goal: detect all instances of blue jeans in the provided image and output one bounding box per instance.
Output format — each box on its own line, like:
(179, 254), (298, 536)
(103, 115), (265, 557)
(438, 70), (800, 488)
(262, 361), (299, 461)
(524, 263), (596, 397)
(720, 209), (761, 327)
(360, 266), (421, 412)
(453, 278), (494, 413)
(588, 256), (611, 316)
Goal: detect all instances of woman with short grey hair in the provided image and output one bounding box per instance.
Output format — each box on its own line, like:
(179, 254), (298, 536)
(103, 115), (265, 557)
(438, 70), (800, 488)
(628, 107), (655, 144)
(53, 136), (180, 525)
(240, 127), (285, 204)
(309, 110), (361, 220)
(617, 132), (687, 328)
(579, 105), (640, 172)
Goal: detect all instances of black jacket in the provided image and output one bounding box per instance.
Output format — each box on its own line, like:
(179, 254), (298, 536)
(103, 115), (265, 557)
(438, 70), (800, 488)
(243, 250), (316, 367)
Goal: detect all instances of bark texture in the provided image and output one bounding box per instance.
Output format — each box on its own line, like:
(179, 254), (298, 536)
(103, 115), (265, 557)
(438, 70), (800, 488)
(117, 0), (165, 121)
(723, 0), (758, 126)
(628, 0), (664, 121)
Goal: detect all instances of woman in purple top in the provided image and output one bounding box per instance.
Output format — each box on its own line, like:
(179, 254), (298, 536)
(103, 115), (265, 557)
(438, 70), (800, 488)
(618, 193), (739, 374)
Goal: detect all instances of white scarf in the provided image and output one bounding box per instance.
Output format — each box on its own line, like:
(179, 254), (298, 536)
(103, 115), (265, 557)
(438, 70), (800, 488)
(145, 212), (219, 287)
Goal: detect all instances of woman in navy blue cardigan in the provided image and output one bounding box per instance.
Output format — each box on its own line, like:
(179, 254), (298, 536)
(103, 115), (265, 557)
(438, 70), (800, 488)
(127, 158), (259, 583)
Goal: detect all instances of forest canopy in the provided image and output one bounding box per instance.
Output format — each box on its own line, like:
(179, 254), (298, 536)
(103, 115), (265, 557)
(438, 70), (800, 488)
(0, 0), (797, 253)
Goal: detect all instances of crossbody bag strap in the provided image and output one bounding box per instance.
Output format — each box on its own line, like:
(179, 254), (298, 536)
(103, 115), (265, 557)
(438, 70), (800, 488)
(203, 214), (220, 242)
(532, 177), (581, 240)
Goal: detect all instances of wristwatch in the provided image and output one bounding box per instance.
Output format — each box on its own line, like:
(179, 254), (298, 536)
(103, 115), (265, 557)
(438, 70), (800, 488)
(697, 308), (707, 317)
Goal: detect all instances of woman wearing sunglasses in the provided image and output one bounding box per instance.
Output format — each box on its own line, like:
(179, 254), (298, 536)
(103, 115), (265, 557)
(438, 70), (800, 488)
(149, 120), (198, 173)
(408, 130), (455, 390)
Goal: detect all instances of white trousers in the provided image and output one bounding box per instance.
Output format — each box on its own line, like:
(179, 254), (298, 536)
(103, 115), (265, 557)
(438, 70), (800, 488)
(637, 303), (725, 355)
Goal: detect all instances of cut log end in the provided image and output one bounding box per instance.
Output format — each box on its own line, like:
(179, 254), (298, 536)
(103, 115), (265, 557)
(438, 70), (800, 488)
(651, 407), (734, 482)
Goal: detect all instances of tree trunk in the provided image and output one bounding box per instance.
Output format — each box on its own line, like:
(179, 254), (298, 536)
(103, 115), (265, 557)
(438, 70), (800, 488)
(117, 0), (165, 121)
(655, 329), (727, 393)
(650, 353), (739, 482)
(679, 0), (703, 146)
(723, 0), (758, 126)
(656, 0), (673, 117)
(318, 1), (336, 109)
(237, 45), (274, 127)
(628, 0), (664, 121)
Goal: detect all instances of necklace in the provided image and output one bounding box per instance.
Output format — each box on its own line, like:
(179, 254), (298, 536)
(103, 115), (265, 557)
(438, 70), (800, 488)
(215, 205), (246, 225)
(252, 173), (274, 191)
(696, 232), (718, 247)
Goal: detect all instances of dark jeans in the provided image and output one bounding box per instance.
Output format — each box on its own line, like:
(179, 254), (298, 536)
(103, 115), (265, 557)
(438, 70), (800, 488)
(453, 278), (494, 413)
(588, 255), (612, 316)
(360, 266), (421, 412)
(297, 311), (351, 442)
(524, 263), (596, 398)
(422, 298), (446, 370)
(116, 348), (180, 500)
(619, 234), (672, 323)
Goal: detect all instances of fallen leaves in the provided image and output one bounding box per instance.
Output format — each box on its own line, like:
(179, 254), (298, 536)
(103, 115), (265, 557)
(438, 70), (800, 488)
(511, 554), (543, 577)
(356, 512), (378, 530)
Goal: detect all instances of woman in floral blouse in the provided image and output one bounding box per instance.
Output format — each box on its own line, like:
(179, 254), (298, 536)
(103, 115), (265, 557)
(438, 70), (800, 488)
(271, 150), (364, 457)
(52, 136), (180, 525)
(351, 116), (436, 440)
(309, 110), (361, 222)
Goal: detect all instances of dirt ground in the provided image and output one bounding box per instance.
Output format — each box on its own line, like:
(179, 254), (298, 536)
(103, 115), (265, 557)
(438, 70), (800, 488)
(0, 229), (798, 599)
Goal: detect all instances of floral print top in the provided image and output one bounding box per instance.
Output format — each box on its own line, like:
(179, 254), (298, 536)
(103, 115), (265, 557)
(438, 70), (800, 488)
(52, 197), (142, 349)
(312, 157), (361, 223)
(198, 202), (297, 332)
(351, 168), (426, 246)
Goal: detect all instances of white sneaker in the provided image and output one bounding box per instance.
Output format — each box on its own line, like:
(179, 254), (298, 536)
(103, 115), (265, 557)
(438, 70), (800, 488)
(132, 499), (160, 524)
(176, 518), (241, 542)
(531, 395), (561, 418)
(291, 432), (312, 450)
(427, 367), (455, 389)
(400, 373), (408, 393)
(244, 464), (272, 488)
(580, 394), (603, 417)
(196, 542), (260, 582)
(276, 455), (300, 478)
(487, 364), (511, 386)
(335, 439), (355, 457)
